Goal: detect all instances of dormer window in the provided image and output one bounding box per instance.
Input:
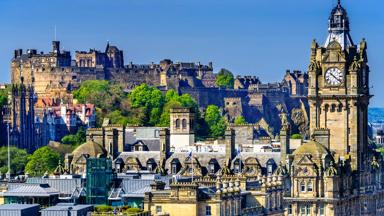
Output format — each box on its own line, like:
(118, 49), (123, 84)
(307, 181), (313, 192)
(300, 182), (306, 192)
(234, 159), (241, 174)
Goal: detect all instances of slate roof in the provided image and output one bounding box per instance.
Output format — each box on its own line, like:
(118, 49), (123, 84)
(41, 203), (93, 211)
(0, 204), (40, 210)
(4, 183), (59, 197)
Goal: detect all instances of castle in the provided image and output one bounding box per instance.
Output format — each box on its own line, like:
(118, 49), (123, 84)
(10, 40), (309, 139)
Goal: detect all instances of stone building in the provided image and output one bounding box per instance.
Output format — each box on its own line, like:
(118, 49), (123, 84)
(7, 78), (47, 151)
(169, 108), (195, 151)
(282, 1), (384, 215)
(283, 70), (308, 97)
(43, 103), (96, 142)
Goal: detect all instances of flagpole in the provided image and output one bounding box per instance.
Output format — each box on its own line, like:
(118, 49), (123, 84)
(7, 123), (11, 180)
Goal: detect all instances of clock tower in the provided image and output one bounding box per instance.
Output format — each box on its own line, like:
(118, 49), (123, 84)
(308, 0), (370, 170)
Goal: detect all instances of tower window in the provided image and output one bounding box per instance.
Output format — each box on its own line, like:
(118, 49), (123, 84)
(300, 182), (306, 192)
(307, 181), (313, 192)
(182, 119), (187, 129)
(176, 119), (180, 128)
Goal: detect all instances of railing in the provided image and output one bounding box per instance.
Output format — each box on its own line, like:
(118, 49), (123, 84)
(89, 211), (150, 216)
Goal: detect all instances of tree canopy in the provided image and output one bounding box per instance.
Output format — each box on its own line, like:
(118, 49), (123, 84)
(0, 147), (29, 175)
(216, 68), (234, 89)
(25, 146), (61, 176)
(204, 105), (227, 138)
(61, 127), (86, 146)
(234, 116), (247, 125)
(0, 86), (9, 107)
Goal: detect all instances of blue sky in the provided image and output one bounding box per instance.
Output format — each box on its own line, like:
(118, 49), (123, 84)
(0, 0), (383, 106)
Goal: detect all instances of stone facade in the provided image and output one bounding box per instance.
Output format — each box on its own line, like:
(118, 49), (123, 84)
(282, 2), (384, 216)
(10, 41), (310, 138)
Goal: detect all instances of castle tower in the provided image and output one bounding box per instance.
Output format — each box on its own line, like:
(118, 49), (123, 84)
(308, 0), (370, 171)
(169, 108), (195, 151)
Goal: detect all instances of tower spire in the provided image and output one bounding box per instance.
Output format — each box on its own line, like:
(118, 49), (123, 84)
(338, 0), (341, 5)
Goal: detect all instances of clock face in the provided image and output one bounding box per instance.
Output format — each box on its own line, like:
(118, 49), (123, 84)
(325, 68), (343, 86)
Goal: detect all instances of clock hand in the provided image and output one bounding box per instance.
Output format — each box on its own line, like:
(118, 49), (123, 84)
(330, 73), (342, 82)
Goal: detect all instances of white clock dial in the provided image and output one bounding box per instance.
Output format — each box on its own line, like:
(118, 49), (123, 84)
(325, 68), (343, 86)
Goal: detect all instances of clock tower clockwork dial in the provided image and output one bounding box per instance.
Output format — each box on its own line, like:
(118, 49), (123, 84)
(325, 67), (343, 86)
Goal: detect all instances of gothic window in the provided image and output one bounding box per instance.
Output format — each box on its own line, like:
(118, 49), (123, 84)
(176, 119), (180, 129)
(307, 181), (313, 192)
(338, 104), (343, 112)
(300, 182), (306, 192)
(331, 104), (336, 112)
(182, 119), (187, 129)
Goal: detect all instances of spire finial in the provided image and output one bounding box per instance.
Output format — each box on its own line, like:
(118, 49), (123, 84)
(338, 0), (341, 6)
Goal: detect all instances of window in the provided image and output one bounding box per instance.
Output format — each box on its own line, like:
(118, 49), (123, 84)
(307, 181), (313, 192)
(319, 204), (325, 216)
(300, 205), (311, 216)
(176, 119), (180, 128)
(147, 163), (153, 172)
(156, 206), (162, 214)
(171, 164), (177, 174)
(267, 165), (273, 175)
(300, 182), (306, 192)
(209, 163), (215, 174)
(205, 206), (212, 216)
(288, 205), (293, 216)
(182, 119), (187, 129)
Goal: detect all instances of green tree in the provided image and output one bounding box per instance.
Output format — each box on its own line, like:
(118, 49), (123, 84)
(158, 90), (198, 127)
(204, 105), (227, 138)
(61, 127), (86, 146)
(130, 84), (165, 125)
(0, 87), (9, 107)
(0, 147), (29, 175)
(216, 68), (234, 89)
(234, 116), (247, 125)
(25, 147), (60, 176)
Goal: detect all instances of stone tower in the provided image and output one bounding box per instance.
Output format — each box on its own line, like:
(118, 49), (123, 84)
(169, 108), (195, 151)
(307, 0), (370, 170)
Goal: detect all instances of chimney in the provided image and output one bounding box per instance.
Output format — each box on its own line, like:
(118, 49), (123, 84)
(14, 49), (23, 58)
(160, 128), (170, 161)
(225, 129), (235, 161)
(280, 124), (291, 164)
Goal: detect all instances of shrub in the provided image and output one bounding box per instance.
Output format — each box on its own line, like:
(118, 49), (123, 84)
(291, 134), (303, 139)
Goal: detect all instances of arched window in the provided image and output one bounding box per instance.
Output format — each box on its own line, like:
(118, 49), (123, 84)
(182, 119), (187, 129)
(175, 119), (180, 128)
(300, 182), (306, 192)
